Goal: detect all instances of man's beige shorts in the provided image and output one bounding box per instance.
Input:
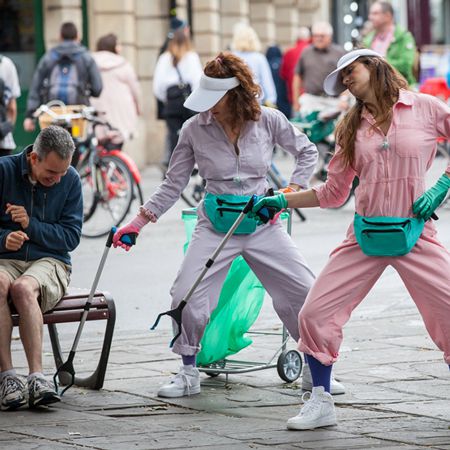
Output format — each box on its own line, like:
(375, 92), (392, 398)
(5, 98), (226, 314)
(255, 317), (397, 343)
(0, 258), (71, 313)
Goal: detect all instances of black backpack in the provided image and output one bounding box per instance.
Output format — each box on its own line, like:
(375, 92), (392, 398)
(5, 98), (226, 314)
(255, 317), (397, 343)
(42, 50), (87, 105)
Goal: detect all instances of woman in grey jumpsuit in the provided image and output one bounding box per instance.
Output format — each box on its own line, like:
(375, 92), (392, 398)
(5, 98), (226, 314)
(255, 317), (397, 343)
(113, 52), (345, 398)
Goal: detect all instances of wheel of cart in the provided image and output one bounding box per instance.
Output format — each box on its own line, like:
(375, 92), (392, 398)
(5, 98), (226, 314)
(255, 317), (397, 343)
(180, 207), (303, 383)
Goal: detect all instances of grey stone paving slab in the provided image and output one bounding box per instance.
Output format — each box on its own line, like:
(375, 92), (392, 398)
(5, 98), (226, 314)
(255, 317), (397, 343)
(62, 429), (242, 449)
(372, 400), (450, 421)
(93, 404), (194, 417)
(55, 388), (157, 411)
(4, 417), (168, 443)
(375, 379), (450, 400)
(0, 439), (82, 450)
(156, 383), (299, 412)
(0, 407), (109, 428)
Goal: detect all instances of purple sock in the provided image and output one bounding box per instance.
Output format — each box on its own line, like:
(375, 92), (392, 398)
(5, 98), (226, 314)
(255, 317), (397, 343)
(306, 354), (332, 393)
(182, 355), (196, 367)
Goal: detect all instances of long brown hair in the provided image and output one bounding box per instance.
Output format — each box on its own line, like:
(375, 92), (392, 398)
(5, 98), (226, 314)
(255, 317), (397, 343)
(204, 52), (261, 129)
(167, 29), (192, 66)
(335, 56), (408, 168)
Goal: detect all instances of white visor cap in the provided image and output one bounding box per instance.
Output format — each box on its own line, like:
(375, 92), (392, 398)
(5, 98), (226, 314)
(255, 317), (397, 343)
(184, 74), (240, 112)
(323, 49), (383, 96)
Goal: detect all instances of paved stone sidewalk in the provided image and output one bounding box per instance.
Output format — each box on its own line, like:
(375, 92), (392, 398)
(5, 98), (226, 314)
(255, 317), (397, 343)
(3, 292), (450, 450)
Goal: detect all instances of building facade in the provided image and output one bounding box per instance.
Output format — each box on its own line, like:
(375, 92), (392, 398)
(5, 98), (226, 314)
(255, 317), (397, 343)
(1, 0), (449, 165)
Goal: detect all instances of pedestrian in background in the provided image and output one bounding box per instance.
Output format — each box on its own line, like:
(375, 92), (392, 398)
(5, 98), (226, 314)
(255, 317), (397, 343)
(153, 27), (202, 169)
(24, 22), (102, 132)
(251, 49), (450, 430)
(292, 22), (345, 116)
(90, 33), (142, 145)
(363, 1), (417, 85)
(231, 23), (277, 106)
(265, 45), (291, 118)
(0, 54), (20, 157)
(280, 26), (311, 115)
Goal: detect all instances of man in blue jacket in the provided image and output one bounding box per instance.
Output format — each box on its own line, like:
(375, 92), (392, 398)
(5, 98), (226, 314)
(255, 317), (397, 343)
(0, 125), (82, 410)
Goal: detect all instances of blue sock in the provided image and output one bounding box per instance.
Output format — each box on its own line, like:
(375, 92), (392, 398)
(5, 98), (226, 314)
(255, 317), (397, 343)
(306, 354), (332, 393)
(182, 355), (196, 367)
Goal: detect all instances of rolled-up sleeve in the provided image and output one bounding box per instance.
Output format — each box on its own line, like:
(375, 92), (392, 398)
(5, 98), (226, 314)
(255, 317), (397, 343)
(272, 109), (318, 188)
(313, 146), (356, 208)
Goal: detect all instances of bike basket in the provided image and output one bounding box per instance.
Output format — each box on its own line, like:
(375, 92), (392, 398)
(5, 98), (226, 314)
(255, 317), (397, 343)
(38, 104), (88, 139)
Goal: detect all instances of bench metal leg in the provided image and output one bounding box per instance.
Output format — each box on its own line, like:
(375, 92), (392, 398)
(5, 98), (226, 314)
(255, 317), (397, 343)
(48, 294), (116, 390)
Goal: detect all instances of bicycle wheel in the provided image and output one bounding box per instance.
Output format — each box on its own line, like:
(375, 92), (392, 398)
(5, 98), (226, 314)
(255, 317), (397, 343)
(82, 155), (134, 238)
(180, 167), (206, 207)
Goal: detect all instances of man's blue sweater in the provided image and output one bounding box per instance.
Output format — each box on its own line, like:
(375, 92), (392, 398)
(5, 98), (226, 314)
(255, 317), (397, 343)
(0, 146), (82, 266)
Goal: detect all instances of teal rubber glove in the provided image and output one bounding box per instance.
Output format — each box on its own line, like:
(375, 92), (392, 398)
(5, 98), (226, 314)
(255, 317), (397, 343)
(250, 193), (288, 223)
(413, 174), (450, 220)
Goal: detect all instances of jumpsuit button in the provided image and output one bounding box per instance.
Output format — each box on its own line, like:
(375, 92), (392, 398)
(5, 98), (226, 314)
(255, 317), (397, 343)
(233, 176), (241, 185)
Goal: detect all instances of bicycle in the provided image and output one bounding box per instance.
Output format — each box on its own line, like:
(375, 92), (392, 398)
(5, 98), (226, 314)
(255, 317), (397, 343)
(33, 102), (144, 238)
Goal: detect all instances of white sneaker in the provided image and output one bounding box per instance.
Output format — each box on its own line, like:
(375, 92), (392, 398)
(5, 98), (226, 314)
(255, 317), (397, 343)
(0, 375), (27, 411)
(287, 386), (337, 430)
(157, 365), (201, 398)
(301, 363), (346, 395)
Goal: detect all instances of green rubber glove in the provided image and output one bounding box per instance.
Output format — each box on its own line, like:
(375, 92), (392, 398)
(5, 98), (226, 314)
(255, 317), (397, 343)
(250, 192), (288, 222)
(413, 174), (450, 220)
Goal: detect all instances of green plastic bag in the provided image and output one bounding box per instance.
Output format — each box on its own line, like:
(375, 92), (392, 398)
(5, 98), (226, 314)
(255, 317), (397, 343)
(182, 209), (265, 366)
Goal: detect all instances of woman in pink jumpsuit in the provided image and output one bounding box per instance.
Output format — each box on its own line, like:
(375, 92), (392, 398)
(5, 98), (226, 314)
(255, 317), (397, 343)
(252, 49), (450, 430)
(113, 52), (345, 399)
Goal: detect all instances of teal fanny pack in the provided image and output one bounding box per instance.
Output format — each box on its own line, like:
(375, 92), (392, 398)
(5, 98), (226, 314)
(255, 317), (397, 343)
(204, 193), (258, 235)
(354, 213), (425, 257)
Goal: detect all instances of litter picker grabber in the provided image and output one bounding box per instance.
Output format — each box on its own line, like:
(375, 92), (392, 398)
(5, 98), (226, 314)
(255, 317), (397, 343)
(150, 193), (277, 348)
(53, 228), (136, 396)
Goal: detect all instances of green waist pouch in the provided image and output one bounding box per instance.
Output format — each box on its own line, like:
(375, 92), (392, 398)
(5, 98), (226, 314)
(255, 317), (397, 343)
(204, 192), (258, 235)
(354, 213), (425, 257)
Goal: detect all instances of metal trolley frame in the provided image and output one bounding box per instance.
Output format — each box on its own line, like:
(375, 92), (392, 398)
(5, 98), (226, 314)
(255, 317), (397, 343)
(188, 208), (303, 383)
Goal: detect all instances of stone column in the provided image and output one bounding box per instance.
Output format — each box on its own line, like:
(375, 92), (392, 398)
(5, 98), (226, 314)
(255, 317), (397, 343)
(43, 0), (83, 48)
(192, 0), (221, 61)
(249, 0), (275, 49)
(220, 0), (249, 52)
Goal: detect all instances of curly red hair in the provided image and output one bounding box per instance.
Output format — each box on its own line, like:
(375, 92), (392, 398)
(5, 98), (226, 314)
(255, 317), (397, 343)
(204, 52), (261, 129)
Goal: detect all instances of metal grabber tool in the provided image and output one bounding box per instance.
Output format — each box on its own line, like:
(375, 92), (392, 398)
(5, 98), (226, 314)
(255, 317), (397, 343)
(53, 228), (137, 395)
(150, 192), (277, 348)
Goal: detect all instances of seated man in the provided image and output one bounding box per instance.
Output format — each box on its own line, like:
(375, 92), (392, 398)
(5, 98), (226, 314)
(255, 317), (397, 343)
(0, 125), (82, 410)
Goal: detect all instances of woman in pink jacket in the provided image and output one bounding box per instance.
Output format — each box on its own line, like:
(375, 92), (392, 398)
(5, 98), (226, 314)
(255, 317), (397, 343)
(91, 33), (142, 144)
(252, 48), (450, 430)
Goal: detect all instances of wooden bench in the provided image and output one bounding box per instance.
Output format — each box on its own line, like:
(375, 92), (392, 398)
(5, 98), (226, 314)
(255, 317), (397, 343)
(11, 288), (116, 390)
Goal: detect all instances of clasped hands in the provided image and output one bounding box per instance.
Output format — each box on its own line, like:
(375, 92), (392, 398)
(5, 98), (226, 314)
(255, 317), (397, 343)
(5, 203), (30, 251)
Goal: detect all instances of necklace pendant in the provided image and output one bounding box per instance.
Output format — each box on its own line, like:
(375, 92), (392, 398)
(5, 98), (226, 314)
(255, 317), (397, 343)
(380, 138), (389, 150)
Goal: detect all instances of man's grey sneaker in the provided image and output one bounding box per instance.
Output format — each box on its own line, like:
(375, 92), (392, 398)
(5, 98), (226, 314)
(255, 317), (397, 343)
(302, 363), (346, 395)
(287, 386), (337, 430)
(28, 376), (61, 408)
(157, 365), (201, 398)
(0, 375), (27, 411)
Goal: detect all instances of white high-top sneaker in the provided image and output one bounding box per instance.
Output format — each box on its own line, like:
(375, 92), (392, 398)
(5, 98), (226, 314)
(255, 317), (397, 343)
(301, 363), (346, 395)
(287, 386), (337, 430)
(157, 365), (201, 398)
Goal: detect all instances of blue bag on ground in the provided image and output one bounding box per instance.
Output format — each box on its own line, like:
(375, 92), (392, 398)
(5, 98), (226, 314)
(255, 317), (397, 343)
(181, 209), (265, 366)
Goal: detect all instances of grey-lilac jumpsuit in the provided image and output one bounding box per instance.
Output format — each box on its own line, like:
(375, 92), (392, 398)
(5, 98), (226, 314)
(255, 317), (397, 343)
(143, 107), (318, 356)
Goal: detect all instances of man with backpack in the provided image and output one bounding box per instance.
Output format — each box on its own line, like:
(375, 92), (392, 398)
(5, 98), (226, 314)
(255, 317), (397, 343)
(23, 22), (102, 132)
(0, 55), (20, 157)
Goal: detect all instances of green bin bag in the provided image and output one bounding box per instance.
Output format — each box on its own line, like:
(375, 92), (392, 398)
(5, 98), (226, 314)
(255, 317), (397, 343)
(182, 209), (265, 366)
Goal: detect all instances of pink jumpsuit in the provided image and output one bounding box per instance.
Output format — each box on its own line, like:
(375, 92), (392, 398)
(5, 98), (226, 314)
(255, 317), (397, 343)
(298, 90), (450, 365)
(143, 107), (318, 356)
